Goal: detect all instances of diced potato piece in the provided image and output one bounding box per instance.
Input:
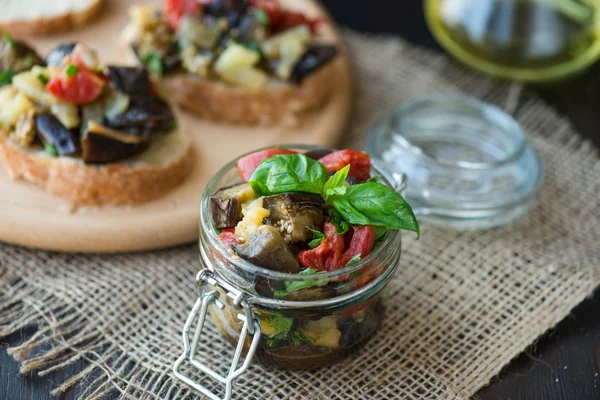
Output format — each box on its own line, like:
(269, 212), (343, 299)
(0, 86), (35, 128)
(218, 67), (269, 91)
(242, 197), (263, 217)
(10, 109), (36, 148)
(51, 103), (80, 129)
(129, 4), (157, 28)
(235, 205), (270, 240)
(260, 317), (279, 337)
(262, 25), (311, 59)
(300, 316), (341, 349)
(214, 43), (261, 73)
(12, 66), (61, 108)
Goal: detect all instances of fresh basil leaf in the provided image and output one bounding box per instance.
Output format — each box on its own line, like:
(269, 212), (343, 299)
(323, 164), (350, 200)
(374, 226), (387, 241)
(0, 70), (16, 86)
(291, 331), (313, 347)
(346, 254), (361, 266)
(327, 208), (350, 234)
(248, 154), (328, 196)
(306, 228), (325, 248)
(332, 182), (420, 236)
(269, 314), (293, 334)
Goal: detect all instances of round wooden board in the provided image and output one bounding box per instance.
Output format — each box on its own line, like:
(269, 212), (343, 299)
(0, 0), (351, 253)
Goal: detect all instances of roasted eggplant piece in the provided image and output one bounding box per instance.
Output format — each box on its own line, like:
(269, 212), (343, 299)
(280, 286), (337, 301)
(263, 193), (324, 243)
(304, 148), (332, 160)
(46, 43), (77, 66)
(81, 120), (148, 164)
(210, 183), (255, 228)
(290, 45), (338, 84)
(234, 225), (301, 273)
(107, 66), (153, 98)
(203, 0), (249, 27)
(106, 98), (175, 136)
(0, 39), (43, 74)
(35, 114), (80, 156)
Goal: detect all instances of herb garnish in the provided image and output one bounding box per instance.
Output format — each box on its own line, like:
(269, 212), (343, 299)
(141, 52), (164, 77)
(346, 254), (362, 266)
(249, 153), (419, 236)
(38, 73), (50, 84)
(0, 70), (16, 86)
(273, 268), (329, 299)
(254, 9), (271, 26)
(65, 64), (79, 78)
(291, 331), (313, 347)
(2, 32), (14, 47)
(269, 314), (293, 334)
(307, 227), (325, 248)
(44, 143), (58, 156)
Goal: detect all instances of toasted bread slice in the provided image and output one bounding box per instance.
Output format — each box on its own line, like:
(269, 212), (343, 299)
(0, 0), (104, 36)
(155, 60), (337, 126)
(0, 127), (193, 206)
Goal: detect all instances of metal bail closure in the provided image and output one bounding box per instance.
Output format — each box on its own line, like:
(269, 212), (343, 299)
(173, 269), (261, 400)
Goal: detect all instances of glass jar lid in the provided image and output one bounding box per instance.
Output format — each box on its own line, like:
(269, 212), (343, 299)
(367, 94), (545, 230)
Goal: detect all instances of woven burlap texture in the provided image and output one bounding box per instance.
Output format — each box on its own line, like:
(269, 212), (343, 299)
(1, 31), (599, 400)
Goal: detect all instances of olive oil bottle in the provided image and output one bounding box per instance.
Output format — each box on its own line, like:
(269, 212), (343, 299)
(425, 0), (600, 81)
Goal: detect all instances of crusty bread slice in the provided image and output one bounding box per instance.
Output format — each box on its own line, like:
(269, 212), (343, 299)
(0, 127), (193, 206)
(155, 60), (338, 126)
(0, 0), (104, 36)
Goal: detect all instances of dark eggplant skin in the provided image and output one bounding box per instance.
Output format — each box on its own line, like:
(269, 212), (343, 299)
(105, 66), (176, 136)
(304, 148), (332, 160)
(210, 183), (254, 228)
(35, 114), (80, 156)
(234, 225), (301, 273)
(45, 43), (77, 66)
(289, 45), (338, 84)
(263, 193), (325, 243)
(203, 0), (249, 27)
(0, 40), (44, 73)
(81, 123), (148, 164)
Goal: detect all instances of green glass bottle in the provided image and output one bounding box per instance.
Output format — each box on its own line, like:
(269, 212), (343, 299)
(425, 0), (600, 81)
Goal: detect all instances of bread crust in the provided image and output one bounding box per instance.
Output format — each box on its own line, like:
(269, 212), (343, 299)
(0, 135), (193, 206)
(0, 0), (104, 36)
(155, 59), (338, 126)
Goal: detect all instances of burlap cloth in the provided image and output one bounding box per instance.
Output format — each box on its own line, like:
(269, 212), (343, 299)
(1, 31), (599, 400)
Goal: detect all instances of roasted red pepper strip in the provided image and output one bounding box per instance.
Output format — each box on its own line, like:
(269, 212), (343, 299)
(219, 227), (241, 248)
(46, 63), (105, 105)
(166, 0), (201, 30)
(297, 222), (345, 271)
(318, 150), (371, 181)
(341, 226), (376, 266)
(236, 148), (298, 181)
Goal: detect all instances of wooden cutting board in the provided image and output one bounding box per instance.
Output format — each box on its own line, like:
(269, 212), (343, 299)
(0, 0), (351, 253)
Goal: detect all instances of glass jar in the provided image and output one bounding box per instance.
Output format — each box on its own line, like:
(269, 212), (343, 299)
(173, 145), (403, 400)
(425, 0), (600, 81)
(367, 94), (545, 230)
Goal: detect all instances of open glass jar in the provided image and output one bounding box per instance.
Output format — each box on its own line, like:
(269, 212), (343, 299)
(173, 145), (404, 400)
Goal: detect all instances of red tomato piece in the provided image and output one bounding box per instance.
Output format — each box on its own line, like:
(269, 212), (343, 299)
(297, 222), (346, 271)
(251, 0), (323, 33)
(46, 65), (105, 105)
(318, 150), (371, 181)
(236, 148), (298, 181)
(219, 228), (241, 248)
(341, 297), (375, 316)
(341, 226), (375, 266)
(166, 0), (201, 30)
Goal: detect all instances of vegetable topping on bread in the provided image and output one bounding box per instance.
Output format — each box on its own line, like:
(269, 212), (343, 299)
(0, 35), (192, 206)
(124, 0), (340, 125)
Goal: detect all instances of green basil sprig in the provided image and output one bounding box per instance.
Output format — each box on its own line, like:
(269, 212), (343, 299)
(248, 154), (328, 196)
(248, 153), (419, 236)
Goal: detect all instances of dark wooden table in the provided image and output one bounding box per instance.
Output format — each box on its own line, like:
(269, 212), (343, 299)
(1, 1), (599, 399)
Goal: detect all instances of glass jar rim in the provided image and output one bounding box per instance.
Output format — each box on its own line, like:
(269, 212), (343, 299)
(200, 144), (402, 282)
(387, 93), (528, 170)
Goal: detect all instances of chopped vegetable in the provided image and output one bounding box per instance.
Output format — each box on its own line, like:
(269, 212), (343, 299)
(236, 148), (298, 181)
(165, 0), (201, 30)
(219, 227), (242, 248)
(211, 183), (256, 228)
(341, 226), (375, 266)
(318, 150), (371, 181)
(307, 228), (324, 248)
(269, 314), (293, 335)
(233, 225), (301, 273)
(141, 52), (164, 77)
(46, 63), (105, 105)
(35, 114), (80, 156)
(297, 222), (345, 271)
(262, 193), (324, 243)
(37, 73), (49, 84)
(44, 143), (58, 156)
